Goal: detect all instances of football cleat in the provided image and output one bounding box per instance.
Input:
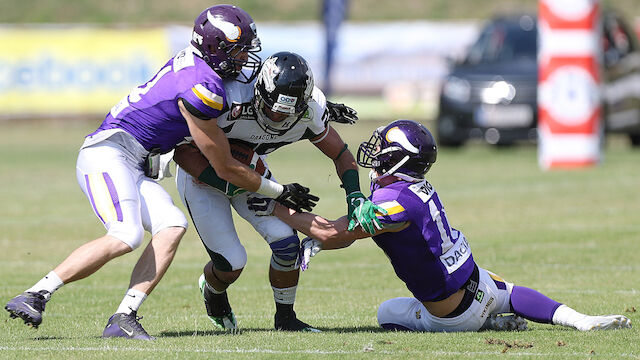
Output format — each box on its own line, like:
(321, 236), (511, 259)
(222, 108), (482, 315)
(5, 290), (49, 328)
(274, 311), (321, 332)
(482, 313), (528, 331)
(102, 311), (154, 340)
(573, 315), (632, 331)
(198, 274), (238, 334)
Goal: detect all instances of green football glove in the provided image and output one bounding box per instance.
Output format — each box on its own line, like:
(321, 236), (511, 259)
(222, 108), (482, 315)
(346, 192), (387, 234)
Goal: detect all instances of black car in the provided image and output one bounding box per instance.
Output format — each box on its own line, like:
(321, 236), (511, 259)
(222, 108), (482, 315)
(436, 13), (640, 147)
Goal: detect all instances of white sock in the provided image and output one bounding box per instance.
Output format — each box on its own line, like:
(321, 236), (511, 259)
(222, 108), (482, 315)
(26, 271), (64, 299)
(552, 304), (588, 328)
(272, 285), (297, 305)
(115, 288), (147, 315)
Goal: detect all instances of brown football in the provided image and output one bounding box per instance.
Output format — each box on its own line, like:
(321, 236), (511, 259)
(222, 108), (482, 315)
(229, 140), (267, 176)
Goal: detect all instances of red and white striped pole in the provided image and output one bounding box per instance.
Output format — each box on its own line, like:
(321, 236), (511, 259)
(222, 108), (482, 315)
(538, 0), (602, 169)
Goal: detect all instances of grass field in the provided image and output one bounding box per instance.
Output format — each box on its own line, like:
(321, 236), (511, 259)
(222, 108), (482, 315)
(0, 119), (639, 359)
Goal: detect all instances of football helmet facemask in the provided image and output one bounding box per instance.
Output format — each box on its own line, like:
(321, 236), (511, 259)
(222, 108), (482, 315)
(191, 5), (261, 83)
(357, 119), (437, 182)
(253, 52), (314, 136)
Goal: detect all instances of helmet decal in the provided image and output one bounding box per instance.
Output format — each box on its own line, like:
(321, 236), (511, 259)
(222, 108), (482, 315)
(207, 11), (241, 42)
(386, 127), (419, 153)
(260, 56), (279, 92)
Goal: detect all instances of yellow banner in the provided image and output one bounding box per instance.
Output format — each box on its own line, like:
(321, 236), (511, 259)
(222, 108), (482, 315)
(0, 27), (170, 116)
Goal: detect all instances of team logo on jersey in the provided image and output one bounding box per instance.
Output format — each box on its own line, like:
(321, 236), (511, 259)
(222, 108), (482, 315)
(207, 11), (241, 42)
(230, 102), (255, 120)
(415, 309), (422, 319)
(475, 290), (484, 303)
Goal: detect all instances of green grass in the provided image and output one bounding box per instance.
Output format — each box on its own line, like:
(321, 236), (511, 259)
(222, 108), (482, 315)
(0, 120), (639, 359)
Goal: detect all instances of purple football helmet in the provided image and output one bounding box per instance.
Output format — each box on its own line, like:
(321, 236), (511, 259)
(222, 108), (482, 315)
(357, 119), (437, 182)
(191, 5), (261, 83)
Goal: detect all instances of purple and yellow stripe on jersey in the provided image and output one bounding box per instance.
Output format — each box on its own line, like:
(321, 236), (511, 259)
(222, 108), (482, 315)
(84, 172), (123, 224)
(488, 271), (508, 290)
(192, 84), (224, 110)
(376, 200), (405, 217)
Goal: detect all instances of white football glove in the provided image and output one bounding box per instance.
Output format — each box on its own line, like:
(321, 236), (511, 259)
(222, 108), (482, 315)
(298, 237), (322, 271)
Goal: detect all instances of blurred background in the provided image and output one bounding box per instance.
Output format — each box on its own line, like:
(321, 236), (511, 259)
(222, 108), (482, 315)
(0, 0), (639, 146)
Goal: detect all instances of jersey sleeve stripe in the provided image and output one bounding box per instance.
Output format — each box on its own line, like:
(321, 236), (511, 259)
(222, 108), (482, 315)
(192, 84), (224, 110)
(310, 126), (330, 144)
(376, 200), (405, 216)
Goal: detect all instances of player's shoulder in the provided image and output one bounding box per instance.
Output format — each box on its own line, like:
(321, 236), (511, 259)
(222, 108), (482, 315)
(301, 86), (329, 126)
(373, 180), (435, 214)
(173, 46), (226, 93)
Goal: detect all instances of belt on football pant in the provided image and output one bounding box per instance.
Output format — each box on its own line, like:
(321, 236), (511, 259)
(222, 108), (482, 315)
(443, 263), (479, 318)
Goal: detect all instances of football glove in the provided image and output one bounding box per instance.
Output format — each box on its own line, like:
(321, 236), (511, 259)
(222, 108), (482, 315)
(346, 192), (387, 235)
(276, 183), (319, 212)
(247, 195), (276, 216)
(326, 101), (358, 125)
(297, 237), (322, 271)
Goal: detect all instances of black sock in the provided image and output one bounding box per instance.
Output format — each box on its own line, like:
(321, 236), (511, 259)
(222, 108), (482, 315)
(203, 286), (231, 317)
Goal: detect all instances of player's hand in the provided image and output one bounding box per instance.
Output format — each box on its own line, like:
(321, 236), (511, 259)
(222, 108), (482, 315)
(326, 101), (358, 125)
(246, 195), (276, 216)
(276, 183), (319, 212)
(347, 192), (387, 234)
(297, 237), (322, 271)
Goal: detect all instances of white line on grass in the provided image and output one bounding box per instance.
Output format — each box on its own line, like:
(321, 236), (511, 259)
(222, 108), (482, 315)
(0, 346), (636, 357)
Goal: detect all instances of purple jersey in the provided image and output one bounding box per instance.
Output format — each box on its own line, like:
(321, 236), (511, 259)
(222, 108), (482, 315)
(90, 46), (228, 154)
(371, 179), (475, 302)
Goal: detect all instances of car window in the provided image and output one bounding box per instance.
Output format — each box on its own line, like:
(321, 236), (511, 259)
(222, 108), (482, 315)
(465, 16), (537, 65)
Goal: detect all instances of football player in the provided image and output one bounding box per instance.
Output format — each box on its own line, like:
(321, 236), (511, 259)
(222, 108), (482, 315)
(247, 119), (632, 332)
(172, 51), (380, 333)
(4, 5), (316, 340)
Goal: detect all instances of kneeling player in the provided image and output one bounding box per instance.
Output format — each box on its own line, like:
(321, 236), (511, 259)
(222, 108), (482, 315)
(248, 119), (632, 332)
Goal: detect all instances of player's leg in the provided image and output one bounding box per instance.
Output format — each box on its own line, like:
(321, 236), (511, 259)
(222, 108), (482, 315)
(509, 283), (632, 331)
(5, 142), (143, 329)
(177, 166), (244, 332)
(232, 192), (319, 332)
(377, 265), (526, 332)
(102, 177), (188, 340)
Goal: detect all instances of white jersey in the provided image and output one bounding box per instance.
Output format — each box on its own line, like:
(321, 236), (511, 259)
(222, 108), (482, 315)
(220, 79), (330, 155)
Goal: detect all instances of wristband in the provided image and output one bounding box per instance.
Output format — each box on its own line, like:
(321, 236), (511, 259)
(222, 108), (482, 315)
(257, 177), (284, 198)
(340, 169), (361, 195)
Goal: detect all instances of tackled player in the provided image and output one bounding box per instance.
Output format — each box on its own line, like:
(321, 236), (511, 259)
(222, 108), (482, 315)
(172, 51), (378, 333)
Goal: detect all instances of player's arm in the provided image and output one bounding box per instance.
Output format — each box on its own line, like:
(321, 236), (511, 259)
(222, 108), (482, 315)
(179, 99), (266, 192)
(179, 99), (318, 211)
(271, 202), (408, 249)
(311, 126), (387, 234)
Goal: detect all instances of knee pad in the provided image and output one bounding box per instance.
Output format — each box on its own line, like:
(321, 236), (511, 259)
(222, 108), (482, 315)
(107, 222), (145, 250)
(205, 246), (247, 272)
(269, 235), (300, 271)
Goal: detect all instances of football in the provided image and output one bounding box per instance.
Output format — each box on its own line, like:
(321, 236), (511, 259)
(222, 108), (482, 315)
(228, 140), (268, 177)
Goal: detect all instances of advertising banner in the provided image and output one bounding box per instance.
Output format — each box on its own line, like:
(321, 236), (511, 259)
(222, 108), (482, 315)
(0, 27), (170, 117)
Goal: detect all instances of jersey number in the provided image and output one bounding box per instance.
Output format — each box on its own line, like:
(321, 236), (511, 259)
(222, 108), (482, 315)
(428, 200), (454, 254)
(110, 65), (172, 117)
